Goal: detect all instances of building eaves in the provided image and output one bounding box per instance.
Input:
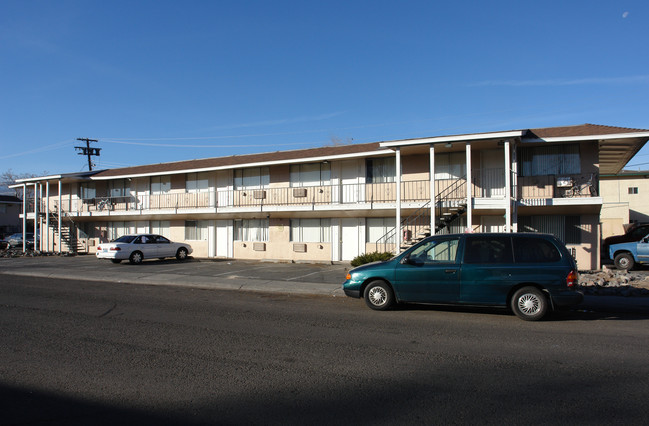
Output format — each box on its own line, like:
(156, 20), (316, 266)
(524, 123), (649, 141)
(92, 142), (387, 179)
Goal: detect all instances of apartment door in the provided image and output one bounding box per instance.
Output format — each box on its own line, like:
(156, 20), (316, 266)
(341, 218), (362, 261)
(340, 160), (363, 204)
(215, 220), (230, 258)
(481, 216), (505, 233)
(480, 149), (505, 198)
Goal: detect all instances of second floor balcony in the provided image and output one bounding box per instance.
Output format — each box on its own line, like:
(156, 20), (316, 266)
(29, 170), (599, 216)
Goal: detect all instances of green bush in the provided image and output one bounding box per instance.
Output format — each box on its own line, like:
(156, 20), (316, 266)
(351, 251), (394, 267)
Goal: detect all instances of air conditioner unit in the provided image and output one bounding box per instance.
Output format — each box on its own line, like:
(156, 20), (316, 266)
(293, 188), (307, 197)
(253, 190), (266, 199)
(293, 243), (307, 253)
(253, 242), (266, 251)
(556, 177), (572, 188)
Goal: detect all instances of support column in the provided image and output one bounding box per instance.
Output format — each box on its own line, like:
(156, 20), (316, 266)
(465, 143), (472, 232)
(429, 144), (436, 234)
(33, 183), (38, 252)
(504, 140), (511, 232)
(58, 179), (62, 254)
(395, 148), (401, 252)
(46, 182), (50, 251)
(22, 184), (26, 252)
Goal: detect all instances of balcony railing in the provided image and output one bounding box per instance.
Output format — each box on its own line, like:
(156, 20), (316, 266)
(25, 171), (599, 215)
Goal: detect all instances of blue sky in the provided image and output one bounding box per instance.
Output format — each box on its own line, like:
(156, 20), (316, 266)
(2, 0), (649, 176)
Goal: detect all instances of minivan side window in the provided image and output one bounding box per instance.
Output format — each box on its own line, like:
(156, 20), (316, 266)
(464, 237), (514, 264)
(513, 237), (561, 263)
(409, 238), (459, 263)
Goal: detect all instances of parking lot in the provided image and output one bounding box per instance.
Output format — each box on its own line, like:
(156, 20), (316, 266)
(0, 254), (349, 296)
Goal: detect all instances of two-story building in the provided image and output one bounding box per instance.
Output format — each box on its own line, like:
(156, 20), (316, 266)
(14, 123), (649, 270)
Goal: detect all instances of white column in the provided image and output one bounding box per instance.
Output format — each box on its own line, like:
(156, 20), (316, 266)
(429, 144), (436, 234)
(511, 144), (518, 232)
(504, 140), (511, 232)
(45, 181), (50, 251)
(33, 183), (39, 251)
(466, 143), (472, 232)
(395, 148), (401, 251)
(58, 179), (62, 254)
(22, 184), (26, 252)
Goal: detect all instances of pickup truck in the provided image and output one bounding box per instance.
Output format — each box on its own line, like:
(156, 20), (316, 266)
(609, 235), (649, 270)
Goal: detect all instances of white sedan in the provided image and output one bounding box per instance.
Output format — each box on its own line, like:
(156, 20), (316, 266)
(96, 234), (193, 264)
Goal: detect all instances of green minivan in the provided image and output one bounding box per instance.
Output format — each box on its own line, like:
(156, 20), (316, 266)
(342, 233), (583, 321)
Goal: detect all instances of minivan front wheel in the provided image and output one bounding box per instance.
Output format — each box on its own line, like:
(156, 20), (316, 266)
(364, 280), (394, 311)
(511, 287), (548, 321)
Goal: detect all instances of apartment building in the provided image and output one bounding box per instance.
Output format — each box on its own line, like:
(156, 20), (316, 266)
(600, 170), (649, 238)
(15, 124), (649, 270)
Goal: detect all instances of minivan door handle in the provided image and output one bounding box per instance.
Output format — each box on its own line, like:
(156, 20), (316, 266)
(445, 269), (457, 274)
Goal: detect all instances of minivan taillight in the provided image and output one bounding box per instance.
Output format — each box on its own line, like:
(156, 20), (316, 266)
(566, 270), (578, 288)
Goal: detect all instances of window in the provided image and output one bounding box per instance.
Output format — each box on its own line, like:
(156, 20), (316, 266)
(79, 182), (96, 199)
(186, 172), (209, 193)
(290, 218), (331, 243)
(366, 217), (395, 243)
(185, 220), (208, 240)
(629, 187), (639, 194)
(150, 220), (170, 238)
(151, 176), (171, 194)
(109, 180), (130, 198)
(520, 144), (580, 176)
(408, 237), (459, 263)
(519, 215), (581, 244)
(513, 237), (561, 263)
(290, 163), (330, 187)
(366, 157), (395, 183)
(108, 221), (130, 240)
(464, 237), (514, 264)
(234, 219), (269, 241)
(234, 167), (269, 190)
(435, 152), (466, 180)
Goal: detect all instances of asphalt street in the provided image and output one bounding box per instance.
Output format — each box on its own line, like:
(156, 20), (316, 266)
(2, 274), (649, 425)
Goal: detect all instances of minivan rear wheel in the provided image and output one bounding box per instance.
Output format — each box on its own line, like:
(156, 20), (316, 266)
(364, 280), (394, 311)
(511, 287), (548, 321)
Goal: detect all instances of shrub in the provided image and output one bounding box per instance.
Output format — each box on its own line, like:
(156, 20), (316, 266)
(351, 251), (394, 267)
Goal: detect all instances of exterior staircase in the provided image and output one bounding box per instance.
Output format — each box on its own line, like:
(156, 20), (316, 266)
(49, 209), (87, 254)
(375, 176), (467, 254)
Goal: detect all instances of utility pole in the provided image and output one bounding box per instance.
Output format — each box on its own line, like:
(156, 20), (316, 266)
(75, 138), (101, 171)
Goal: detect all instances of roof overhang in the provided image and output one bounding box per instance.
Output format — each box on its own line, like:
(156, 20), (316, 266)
(90, 149), (395, 180)
(522, 131), (649, 175)
(12, 170), (102, 185)
(379, 130), (525, 148)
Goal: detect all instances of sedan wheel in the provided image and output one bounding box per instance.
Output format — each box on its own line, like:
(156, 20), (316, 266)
(511, 287), (548, 321)
(176, 247), (188, 260)
(129, 251), (143, 265)
(363, 280), (394, 311)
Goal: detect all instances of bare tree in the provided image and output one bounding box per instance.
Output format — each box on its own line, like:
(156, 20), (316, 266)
(0, 169), (48, 199)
